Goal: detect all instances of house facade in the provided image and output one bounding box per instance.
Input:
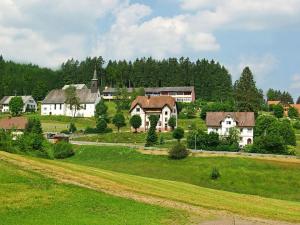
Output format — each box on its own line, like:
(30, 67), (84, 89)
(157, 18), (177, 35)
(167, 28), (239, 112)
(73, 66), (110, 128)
(0, 96), (37, 113)
(41, 70), (101, 117)
(206, 112), (255, 147)
(103, 86), (195, 103)
(129, 96), (177, 132)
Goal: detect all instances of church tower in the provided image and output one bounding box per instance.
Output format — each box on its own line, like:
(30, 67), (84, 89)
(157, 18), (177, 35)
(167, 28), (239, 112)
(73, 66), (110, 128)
(91, 68), (98, 93)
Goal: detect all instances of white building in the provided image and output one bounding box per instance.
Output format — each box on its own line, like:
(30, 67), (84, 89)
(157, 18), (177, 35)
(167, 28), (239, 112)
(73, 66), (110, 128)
(41, 70), (101, 117)
(129, 96), (177, 132)
(103, 86), (195, 103)
(206, 112), (255, 147)
(0, 96), (37, 113)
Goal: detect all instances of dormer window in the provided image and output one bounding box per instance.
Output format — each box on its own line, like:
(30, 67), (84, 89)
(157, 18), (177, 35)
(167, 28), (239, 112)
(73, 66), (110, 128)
(136, 107), (140, 112)
(226, 121), (231, 125)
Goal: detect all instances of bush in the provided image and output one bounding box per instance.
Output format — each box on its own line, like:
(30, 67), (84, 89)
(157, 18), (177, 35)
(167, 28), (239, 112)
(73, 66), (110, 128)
(168, 116), (177, 130)
(252, 134), (287, 154)
(52, 141), (75, 159)
(0, 129), (14, 152)
(211, 167), (220, 180)
(145, 115), (159, 147)
(96, 118), (107, 133)
(168, 143), (189, 160)
(130, 115), (142, 132)
(159, 136), (165, 145)
(69, 122), (77, 133)
(172, 127), (184, 142)
(293, 121), (300, 129)
(273, 104), (284, 118)
(288, 107), (299, 118)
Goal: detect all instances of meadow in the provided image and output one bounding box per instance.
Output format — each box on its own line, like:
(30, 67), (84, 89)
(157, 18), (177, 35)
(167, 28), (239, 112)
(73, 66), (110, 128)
(0, 160), (188, 225)
(65, 145), (300, 202)
(1, 151), (299, 223)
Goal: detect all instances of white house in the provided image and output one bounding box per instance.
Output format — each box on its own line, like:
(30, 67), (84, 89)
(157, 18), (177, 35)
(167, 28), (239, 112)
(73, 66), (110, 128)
(41, 70), (101, 117)
(206, 112), (255, 147)
(0, 96), (37, 113)
(103, 86), (195, 103)
(129, 96), (177, 132)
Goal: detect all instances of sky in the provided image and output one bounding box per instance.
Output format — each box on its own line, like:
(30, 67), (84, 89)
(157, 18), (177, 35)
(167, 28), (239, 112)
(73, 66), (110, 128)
(0, 0), (299, 99)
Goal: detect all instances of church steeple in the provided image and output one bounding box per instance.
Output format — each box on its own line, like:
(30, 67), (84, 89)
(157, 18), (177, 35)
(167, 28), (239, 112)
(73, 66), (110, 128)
(91, 68), (98, 93)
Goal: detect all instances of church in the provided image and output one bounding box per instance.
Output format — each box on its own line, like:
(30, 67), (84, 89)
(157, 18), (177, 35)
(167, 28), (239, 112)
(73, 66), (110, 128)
(41, 70), (101, 117)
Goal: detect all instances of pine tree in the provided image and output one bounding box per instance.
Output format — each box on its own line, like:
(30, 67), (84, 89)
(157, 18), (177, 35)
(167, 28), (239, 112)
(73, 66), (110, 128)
(233, 67), (263, 113)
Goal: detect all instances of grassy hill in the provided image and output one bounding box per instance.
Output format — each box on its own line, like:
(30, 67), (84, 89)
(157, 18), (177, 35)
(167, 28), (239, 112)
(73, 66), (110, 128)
(0, 151), (299, 224)
(0, 159), (188, 225)
(65, 145), (300, 202)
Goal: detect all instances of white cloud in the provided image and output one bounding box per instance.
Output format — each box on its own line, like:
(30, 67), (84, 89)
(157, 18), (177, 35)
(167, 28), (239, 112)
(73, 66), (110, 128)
(228, 54), (279, 85)
(290, 74), (300, 89)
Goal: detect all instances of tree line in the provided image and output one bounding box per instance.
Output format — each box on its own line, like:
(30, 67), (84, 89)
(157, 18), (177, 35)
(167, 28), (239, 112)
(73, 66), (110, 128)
(0, 55), (232, 102)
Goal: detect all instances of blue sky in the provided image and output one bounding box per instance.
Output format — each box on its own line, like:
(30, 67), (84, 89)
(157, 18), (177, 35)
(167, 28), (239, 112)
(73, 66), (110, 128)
(0, 0), (299, 100)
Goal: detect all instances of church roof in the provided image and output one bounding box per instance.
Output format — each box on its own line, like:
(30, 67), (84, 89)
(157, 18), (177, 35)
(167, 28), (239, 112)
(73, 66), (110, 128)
(42, 88), (99, 104)
(62, 84), (87, 90)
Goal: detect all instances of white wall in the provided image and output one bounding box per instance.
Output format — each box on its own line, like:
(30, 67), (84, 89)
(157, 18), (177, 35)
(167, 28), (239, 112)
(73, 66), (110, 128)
(41, 103), (97, 117)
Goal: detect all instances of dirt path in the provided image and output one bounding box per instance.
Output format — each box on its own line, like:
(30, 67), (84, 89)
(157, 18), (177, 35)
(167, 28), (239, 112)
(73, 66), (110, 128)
(0, 151), (298, 225)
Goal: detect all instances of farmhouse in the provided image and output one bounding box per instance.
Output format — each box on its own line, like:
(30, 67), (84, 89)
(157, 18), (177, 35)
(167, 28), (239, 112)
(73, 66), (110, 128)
(0, 117), (28, 139)
(0, 96), (37, 113)
(41, 70), (101, 117)
(103, 86), (195, 103)
(267, 100), (300, 116)
(206, 112), (255, 147)
(129, 96), (177, 132)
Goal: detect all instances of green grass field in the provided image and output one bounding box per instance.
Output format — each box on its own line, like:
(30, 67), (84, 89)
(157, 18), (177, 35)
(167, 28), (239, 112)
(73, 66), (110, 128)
(0, 160), (188, 225)
(1, 151), (299, 223)
(65, 145), (300, 202)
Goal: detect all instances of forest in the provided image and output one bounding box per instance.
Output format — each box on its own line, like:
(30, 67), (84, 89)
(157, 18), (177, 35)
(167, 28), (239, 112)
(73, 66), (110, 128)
(0, 56), (233, 101)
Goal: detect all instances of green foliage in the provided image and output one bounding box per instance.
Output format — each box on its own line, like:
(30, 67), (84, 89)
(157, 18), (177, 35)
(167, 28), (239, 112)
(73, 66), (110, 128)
(252, 135), (287, 155)
(168, 143), (189, 159)
(129, 115), (142, 132)
(52, 141), (75, 159)
(233, 67), (264, 113)
(288, 107), (299, 118)
(25, 117), (43, 134)
(9, 97), (24, 116)
(254, 115), (277, 137)
(64, 86), (80, 117)
(112, 112), (126, 132)
(167, 116), (176, 130)
(0, 129), (13, 152)
(96, 119), (107, 133)
(16, 133), (44, 152)
(293, 120), (300, 129)
(69, 122), (77, 133)
(159, 136), (165, 145)
(172, 127), (184, 142)
(115, 87), (131, 111)
(211, 167), (220, 180)
(95, 100), (108, 119)
(200, 102), (235, 120)
(145, 115), (159, 146)
(273, 104), (284, 118)
(267, 88), (294, 103)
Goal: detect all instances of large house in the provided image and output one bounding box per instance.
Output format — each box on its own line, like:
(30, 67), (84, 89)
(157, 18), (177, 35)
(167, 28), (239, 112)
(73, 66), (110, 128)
(129, 96), (178, 132)
(41, 70), (101, 117)
(103, 86), (195, 103)
(206, 112), (255, 147)
(0, 96), (37, 113)
(267, 100), (300, 116)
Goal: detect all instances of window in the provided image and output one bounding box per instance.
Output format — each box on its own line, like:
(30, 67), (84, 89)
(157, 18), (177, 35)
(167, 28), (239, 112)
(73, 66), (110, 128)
(247, 128), (252, 133)
(60, 104), (62, 110)
(240, 128), (243, 133)
(136, 107), (140, 112)
(165, 118), (168, 122)
(54, 104), (57, 110)
(226, 121), (231, 125)
(165, 111), (168, 115)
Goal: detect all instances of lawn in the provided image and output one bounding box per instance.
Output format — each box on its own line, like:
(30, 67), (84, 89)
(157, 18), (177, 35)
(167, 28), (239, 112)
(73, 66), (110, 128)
(65, 145), (300, 202)
(73, 131), (174, 144)
(1, 151), (299, 223)
(0, 160), (188, 225)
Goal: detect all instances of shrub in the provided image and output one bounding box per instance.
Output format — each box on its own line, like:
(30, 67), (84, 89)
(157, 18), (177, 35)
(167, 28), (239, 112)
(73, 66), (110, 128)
(16, 133), (44, 151)
(52, 141), (75, 159)
(95, 100), (108, 118)
(168, 143), (189, 160)
(130, 115), (142, 132)
(26, 117), (43, 134)
(69, 122), (77, 133)
(172, 127), (184, 142)
(273, 104), (284, 118)
(145, 115), (159, 146)
(84, 127), (98, 134)
(252, 134), (287, 154)
(211, 167), (220, 180)
(168, 116), (176, 130)
(288, 107), (299, 118)
(159, 136), (165, 145)
(0, 129), (14, 152)
(293, 120), (300, 129)
(96, 118), (107, 133)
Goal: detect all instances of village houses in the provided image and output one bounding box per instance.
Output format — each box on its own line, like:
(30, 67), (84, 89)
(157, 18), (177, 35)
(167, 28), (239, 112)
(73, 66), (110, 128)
(206, 112), (255, 147)
(129, 96), (178, 132)
(41, 70), (101, 117)
(0, 96), (37, 113)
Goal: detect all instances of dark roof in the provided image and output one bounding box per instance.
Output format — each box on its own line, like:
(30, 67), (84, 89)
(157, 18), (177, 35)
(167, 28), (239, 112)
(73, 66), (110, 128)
(130, 96), (176, 112)
(42, 89), (99, 104)
(206, 112), (255, 127)
(0, 96), (34, 105)
(102, 86), (194, 93)
(0, 117), (28, 130)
